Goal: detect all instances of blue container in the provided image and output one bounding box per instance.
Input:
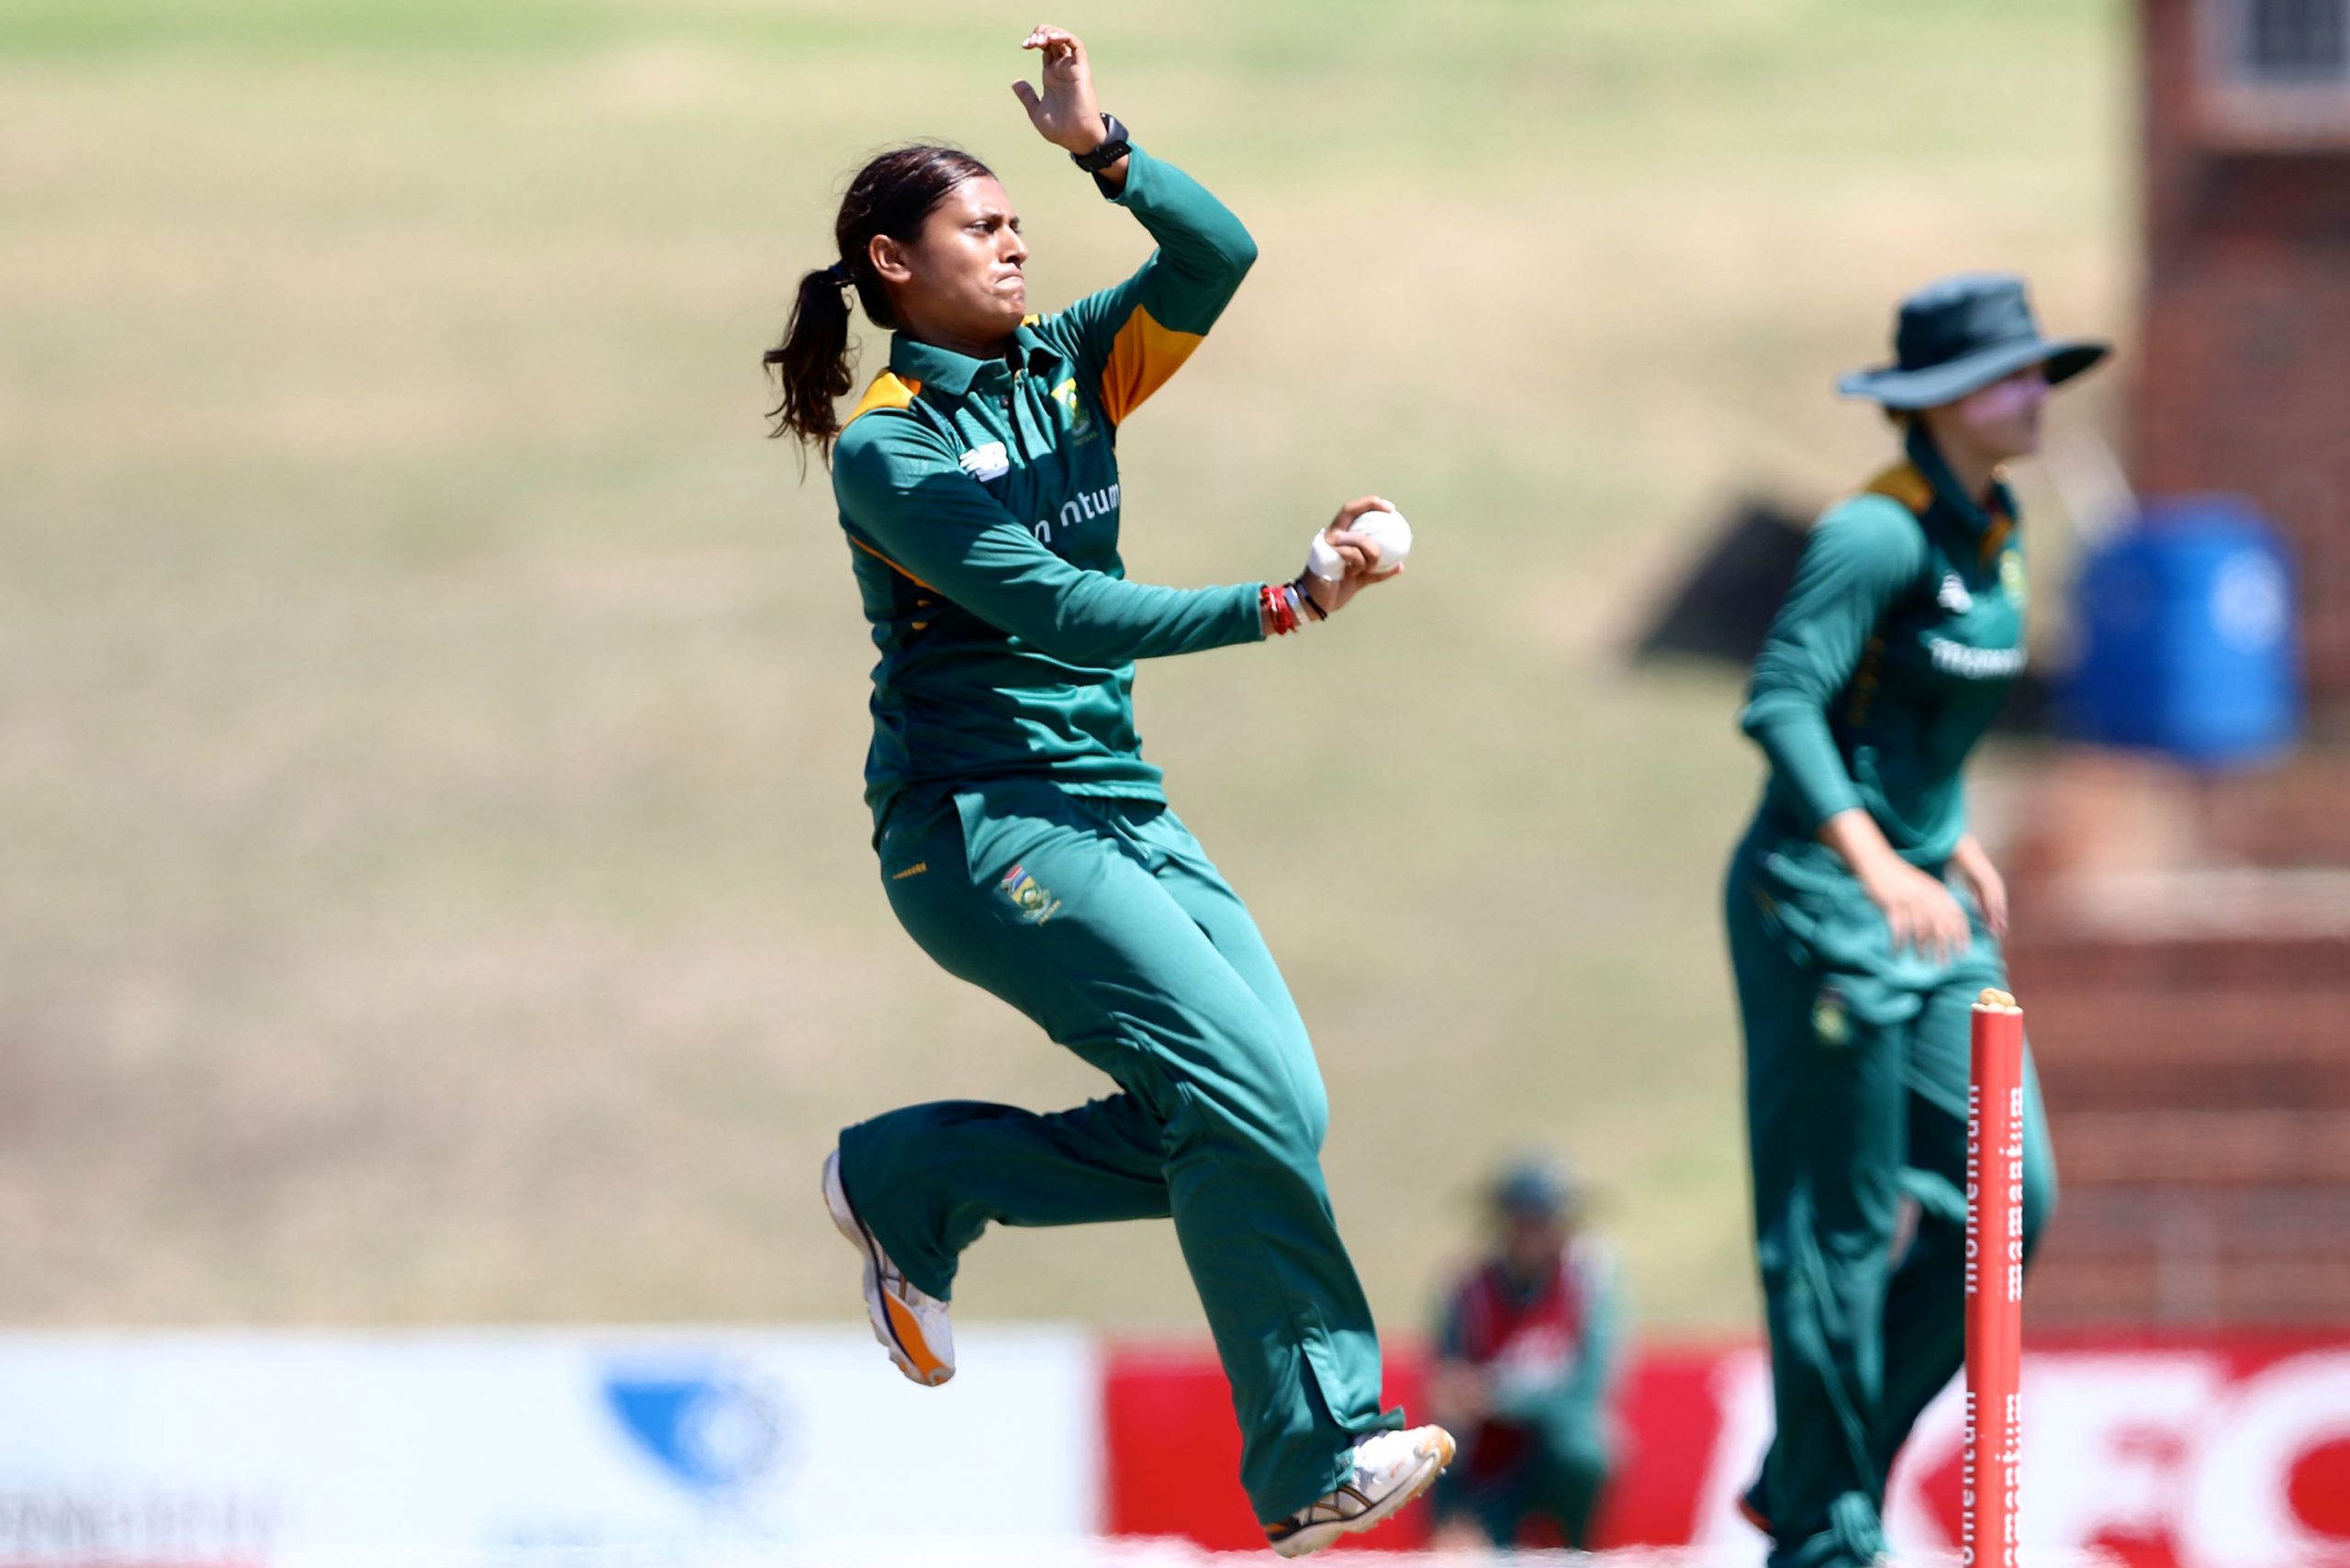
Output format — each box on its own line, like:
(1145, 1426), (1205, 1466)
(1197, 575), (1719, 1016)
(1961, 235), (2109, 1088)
(2062, 497), (2300, 767)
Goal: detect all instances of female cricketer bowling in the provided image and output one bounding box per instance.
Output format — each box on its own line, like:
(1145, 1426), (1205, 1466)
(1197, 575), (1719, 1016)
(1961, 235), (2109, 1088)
(763, 26), (1450, 1557)
(1723, 274), (2097, 1568)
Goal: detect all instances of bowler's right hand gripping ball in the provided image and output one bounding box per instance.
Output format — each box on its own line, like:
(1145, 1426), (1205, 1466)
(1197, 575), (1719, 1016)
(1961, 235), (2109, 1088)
(1305, 505), (1415, 582)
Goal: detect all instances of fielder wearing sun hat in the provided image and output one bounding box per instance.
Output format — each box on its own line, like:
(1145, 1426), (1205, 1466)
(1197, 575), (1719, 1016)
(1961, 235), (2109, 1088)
(1836, 271), (2108, 410)
(1720, 270), (2099, 1568)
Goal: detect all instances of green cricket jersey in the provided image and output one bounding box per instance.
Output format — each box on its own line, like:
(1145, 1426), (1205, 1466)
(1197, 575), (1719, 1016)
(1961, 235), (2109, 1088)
(830, 146), (1263, 829)
(1740, 426), (2031, 868)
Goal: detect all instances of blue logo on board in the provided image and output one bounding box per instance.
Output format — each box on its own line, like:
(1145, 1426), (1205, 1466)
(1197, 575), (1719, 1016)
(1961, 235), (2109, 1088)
(602, 1361), (795, 1497)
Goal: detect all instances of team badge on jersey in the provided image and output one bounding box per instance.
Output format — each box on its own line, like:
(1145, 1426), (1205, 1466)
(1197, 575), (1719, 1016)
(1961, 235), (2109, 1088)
(1812, 984), (1852, 1047)
(999, 863), (1062, 925)
(2000, 549), (2029, 609)
(1050, 377), (1096, 440)
(1938, 572), (1974, 614)
(959, 442), (1011, 482)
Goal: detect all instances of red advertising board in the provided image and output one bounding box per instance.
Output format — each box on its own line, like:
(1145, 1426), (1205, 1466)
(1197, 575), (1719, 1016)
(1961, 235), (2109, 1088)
(1102, 1334), (2350, 1567)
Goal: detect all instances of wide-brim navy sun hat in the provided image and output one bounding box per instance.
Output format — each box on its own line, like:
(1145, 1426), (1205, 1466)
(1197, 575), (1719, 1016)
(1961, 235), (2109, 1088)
(1837, 271), (2109, 410)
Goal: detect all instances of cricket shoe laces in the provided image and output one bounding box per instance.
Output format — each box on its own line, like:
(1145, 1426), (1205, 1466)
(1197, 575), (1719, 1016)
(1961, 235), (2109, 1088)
(820, 1149), (955, 1387)
(1263, 1424), (1456, 1558)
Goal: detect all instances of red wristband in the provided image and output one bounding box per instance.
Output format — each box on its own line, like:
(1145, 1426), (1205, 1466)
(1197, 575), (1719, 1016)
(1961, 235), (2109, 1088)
(1261, 582), (1298, 635)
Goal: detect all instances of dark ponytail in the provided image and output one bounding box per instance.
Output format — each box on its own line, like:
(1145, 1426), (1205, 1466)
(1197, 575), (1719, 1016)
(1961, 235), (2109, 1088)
(765, 143), (997, 463)
(765, 265), (856, 456)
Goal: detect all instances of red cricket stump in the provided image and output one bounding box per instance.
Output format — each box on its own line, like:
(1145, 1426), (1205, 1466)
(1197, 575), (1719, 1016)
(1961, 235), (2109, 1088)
(1964, 988), (2026, 1567)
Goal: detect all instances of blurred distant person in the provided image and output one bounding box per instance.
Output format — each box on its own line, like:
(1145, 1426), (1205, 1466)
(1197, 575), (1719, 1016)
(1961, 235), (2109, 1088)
(1427, 1159), (1627, 1552)
(1723, 274), (2094, 1568)
(765, 25), (1446, 1557)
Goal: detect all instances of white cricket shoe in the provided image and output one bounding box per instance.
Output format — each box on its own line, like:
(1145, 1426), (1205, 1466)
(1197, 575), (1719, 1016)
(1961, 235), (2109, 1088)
(820, 1148), (955, 1387)
(1262, 1424), (1456, 1558)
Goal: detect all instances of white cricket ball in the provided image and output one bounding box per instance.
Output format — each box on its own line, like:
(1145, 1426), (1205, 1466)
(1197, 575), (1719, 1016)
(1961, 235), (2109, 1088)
(1351, 506), (1413, 574)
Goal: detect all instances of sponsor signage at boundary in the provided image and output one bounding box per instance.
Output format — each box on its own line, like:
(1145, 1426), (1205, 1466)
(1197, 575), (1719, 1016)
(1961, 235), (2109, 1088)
(1102, 1334), (2350, 1567)
(0, 1328), (1097, 1566)
(0, 1330), (2343, 1565)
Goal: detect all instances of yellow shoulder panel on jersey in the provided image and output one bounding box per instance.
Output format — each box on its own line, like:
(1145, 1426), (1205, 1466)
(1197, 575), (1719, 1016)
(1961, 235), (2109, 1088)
(845, 372), (922, 428)
(1862, 462), (1934, 516)
(1100, 305), (1203, 425)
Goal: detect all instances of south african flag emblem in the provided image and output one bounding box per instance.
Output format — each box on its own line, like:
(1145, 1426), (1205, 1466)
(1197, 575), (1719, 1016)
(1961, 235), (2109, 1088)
(999, 863), (1062, 925)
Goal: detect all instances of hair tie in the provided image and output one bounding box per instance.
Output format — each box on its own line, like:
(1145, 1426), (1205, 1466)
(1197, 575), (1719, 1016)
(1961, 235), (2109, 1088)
(826, 261), (853, 288)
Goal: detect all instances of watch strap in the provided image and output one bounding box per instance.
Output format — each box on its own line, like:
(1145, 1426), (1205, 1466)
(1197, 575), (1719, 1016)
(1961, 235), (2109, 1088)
(1070, 114), (1131, 174)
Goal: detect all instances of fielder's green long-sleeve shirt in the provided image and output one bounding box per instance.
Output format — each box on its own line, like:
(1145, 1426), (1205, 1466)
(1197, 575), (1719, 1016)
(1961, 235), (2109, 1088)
(831, 146), (1262, 829)
(1740, 426), (2031, 868)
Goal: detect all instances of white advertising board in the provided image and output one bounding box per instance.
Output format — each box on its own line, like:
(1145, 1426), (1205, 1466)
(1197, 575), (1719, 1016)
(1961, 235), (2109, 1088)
(0, 1327), (1099, 1566)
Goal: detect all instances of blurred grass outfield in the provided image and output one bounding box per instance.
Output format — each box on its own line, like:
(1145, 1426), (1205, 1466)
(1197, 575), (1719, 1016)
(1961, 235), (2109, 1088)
(0, 1), (2126, 1329)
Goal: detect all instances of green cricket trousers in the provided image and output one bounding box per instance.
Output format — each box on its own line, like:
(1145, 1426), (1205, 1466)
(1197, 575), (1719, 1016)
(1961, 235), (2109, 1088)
(838, 777), (1398, 1522)
(1723, 827), (2057, 1568)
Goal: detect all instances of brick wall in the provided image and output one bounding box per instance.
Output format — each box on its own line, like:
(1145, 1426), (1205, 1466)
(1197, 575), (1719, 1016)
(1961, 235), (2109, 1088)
(1999, 745), (2350, 1328)
(2011, 917), (2350, 1326)
(2136, 0), (2350, 726)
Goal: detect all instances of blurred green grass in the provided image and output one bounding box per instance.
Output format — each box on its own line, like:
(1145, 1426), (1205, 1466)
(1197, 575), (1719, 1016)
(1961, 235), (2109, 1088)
(0, 0), (2126, 1330)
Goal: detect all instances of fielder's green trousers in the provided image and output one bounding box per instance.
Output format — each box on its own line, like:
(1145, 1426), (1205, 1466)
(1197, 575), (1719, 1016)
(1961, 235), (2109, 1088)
(1723, 826), (2057, 1568)
(839, 778), (1399, 1522)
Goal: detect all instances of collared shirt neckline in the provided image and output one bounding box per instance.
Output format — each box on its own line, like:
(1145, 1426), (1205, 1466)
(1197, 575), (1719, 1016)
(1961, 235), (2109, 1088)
(1904, 423), (2018, 535)
(890, 323), (1057, 398)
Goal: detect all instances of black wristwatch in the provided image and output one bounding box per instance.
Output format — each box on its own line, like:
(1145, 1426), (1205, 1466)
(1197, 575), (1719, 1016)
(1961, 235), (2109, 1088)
(1070, 113), (1132, 174)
